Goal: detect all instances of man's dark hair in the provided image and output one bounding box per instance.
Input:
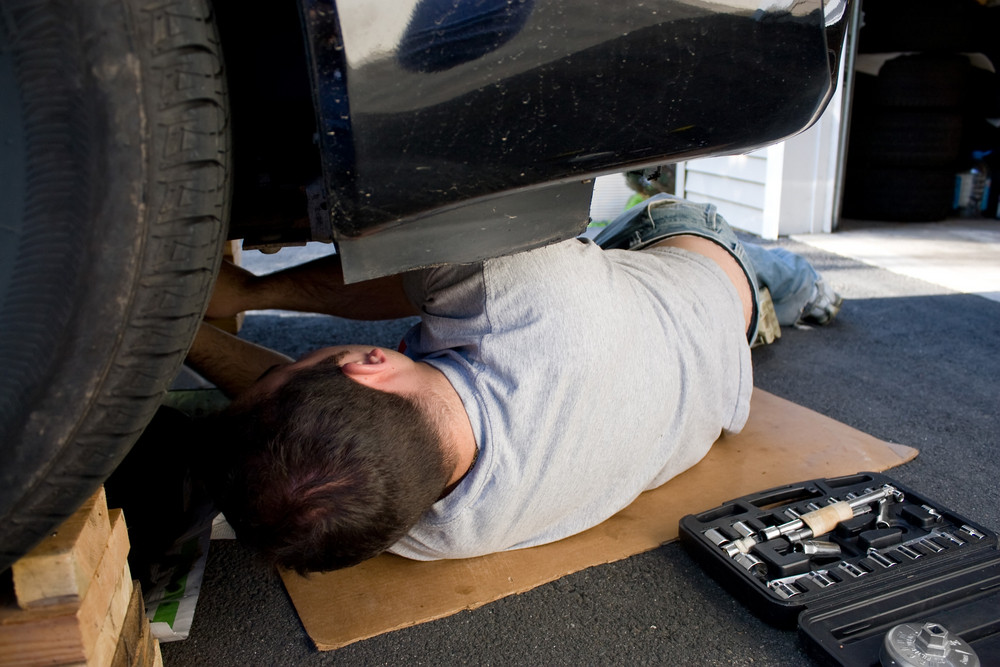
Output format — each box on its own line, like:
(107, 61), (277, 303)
(201, 363), (452, 573)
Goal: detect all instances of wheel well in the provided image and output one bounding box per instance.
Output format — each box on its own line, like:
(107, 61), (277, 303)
(213, 0), (323, 249)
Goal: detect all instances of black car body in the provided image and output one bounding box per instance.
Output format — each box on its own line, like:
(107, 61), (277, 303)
(222, 0), (850, 280)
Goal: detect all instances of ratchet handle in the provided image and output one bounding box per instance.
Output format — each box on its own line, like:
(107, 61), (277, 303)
(800, 501), (854, 537)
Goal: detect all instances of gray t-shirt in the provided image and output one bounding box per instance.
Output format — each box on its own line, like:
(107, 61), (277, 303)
(390, 238), (752, 560)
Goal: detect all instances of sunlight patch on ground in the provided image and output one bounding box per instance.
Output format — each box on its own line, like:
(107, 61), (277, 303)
(794, 220), (1000, 303)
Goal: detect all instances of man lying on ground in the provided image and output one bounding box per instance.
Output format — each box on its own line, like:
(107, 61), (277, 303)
(187, 196), (838, 573)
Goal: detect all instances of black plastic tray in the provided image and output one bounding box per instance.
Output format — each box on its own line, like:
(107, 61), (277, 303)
(678, 472), (1000, 665)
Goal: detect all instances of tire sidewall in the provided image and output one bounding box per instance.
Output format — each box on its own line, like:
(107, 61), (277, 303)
(0, 0), (229, 569)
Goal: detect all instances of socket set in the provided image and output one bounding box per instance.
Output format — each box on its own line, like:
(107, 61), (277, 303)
(679, 472), (1000, 665)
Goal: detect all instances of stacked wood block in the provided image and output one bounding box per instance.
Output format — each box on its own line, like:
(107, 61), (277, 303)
(205, 239), (245, 334)
(0, 487), (163, 667)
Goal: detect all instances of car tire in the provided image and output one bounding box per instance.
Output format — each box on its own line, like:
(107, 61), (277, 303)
(842, 167), (955, 222)
(875, 54), (973, 109)
(0, 0), (229, 572)
(849, 109), (964, 168)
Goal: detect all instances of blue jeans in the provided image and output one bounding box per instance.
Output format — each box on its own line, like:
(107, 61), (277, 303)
(593, 194), (760, 342)
(741, 244), (820, 326)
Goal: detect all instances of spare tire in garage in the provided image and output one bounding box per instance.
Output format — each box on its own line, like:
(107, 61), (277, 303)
(848, 109), (965, 168)
(843, 54), (971, 222)
(842, 166), (956, 222)
(0, 0), (229, 572)
(875, 53), (974, 109)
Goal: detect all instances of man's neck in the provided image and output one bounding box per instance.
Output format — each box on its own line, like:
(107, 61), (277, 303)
(414, 362), (479, 490)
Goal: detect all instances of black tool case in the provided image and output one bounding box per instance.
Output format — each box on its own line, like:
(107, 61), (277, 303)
(678, 472), (1000, 665)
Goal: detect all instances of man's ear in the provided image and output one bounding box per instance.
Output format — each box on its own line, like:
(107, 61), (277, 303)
(340, 362), (384, 378)
(340, 348), (392, 380)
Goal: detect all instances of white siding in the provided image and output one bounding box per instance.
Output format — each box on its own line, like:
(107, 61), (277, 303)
(588, 173), (636, 223)
(678, 151), (770, 235)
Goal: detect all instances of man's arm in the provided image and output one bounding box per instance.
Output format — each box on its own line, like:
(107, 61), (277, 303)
(186, 322), (293, 398)
(207, 254), (420, 321)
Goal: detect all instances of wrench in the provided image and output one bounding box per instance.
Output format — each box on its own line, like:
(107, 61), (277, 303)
(758, 485), (903, 542)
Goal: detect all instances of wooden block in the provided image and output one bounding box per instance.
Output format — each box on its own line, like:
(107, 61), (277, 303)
(12, 488), (111, 608)
(223, 239), (241, 263)
(206, 239), (245, 334)
(0, 510), (130, 667)
(129, 619), (154, 667)
(205, 312), (245, 334)
(88, 567), (135, 667)
(110, 583), (146, 667)
(150, 638), (163, 667)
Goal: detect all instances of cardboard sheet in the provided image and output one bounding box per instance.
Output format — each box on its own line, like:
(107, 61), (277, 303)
(280, 389), (918, 650)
